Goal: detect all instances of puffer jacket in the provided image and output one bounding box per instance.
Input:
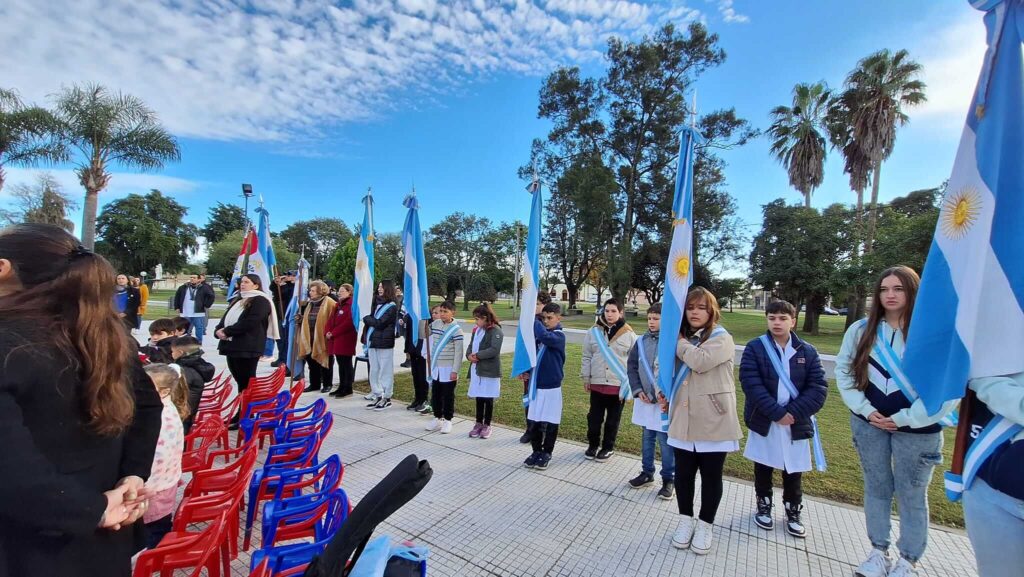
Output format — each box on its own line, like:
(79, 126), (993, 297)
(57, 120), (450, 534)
(580, 320), (636, 395)
(667, 328), (742, 443)
(362, 299), (398, 349)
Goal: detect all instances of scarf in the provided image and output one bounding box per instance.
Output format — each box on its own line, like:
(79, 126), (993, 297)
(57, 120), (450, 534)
(298, 296), (337, 366)
(222, 289), (281, 340)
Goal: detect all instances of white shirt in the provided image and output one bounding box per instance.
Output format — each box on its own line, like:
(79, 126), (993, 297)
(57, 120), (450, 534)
(181, 285), (201, 317)
(742, 336), (812, 473)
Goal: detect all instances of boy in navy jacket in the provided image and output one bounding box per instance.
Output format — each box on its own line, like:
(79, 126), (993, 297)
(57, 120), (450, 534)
(739, 300), (827, 538)
(522, 302), (566, 471)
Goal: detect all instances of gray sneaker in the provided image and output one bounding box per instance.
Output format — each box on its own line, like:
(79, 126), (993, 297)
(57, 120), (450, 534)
(657, 479), (674, 500)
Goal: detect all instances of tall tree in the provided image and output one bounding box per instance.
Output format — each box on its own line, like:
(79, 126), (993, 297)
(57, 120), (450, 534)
(201, 202), (246, 246)
(279, 217), (352, 278)
(425, 213), (492, 311)
(866, 186), (941, 275)
(95, 189), (199, 275)
(478, 221), (520, 296)
(0, 88), (66, 192)
(206, 228), (298, 279)
(0, 172), (78, 231)
(52, 84), (180, 249)
(374, 232), (404, 286)
(842, 49), (927, 254)
(766, 82), (831, 208)
(324, 236), (358, 285)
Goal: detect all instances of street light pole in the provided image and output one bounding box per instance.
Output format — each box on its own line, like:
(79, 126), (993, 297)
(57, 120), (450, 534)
(241, 183), (254, 232)
(513, 222), (522, 315)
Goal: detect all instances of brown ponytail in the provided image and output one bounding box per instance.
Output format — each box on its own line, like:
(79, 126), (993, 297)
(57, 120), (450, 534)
(0, 223), (135, 436)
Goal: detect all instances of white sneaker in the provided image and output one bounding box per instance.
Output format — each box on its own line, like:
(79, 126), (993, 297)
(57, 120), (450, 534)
(671, 515), (695, 549)
(363, 393), (377, 401)
(690, 520), (713, 555)
(425, 418), (441, 432)
(855, 549), (893, 577)
(888, 558), (917, 577)
(440, 419), (453, 434)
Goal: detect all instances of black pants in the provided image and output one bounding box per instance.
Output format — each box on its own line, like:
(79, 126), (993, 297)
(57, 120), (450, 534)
(530, 421), (559, 454)
(410, 355), (429, 405)
(431, 380), (456, 420)
(523, 379), (533, 428)
(753, 463), (802, 505)
(145, 514), (174, 549)
(307, 357), (334, 391)
(334, 355), (354, 396)
(226, 355), (260, 394)
(674, 448), (728, 524)
(587, 391), (625, 451)
(275, 331), (289, 364)
(475, 398), (494, 425)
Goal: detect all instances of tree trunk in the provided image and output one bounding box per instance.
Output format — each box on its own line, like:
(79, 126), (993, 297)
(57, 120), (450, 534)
(845, 186), (866, 329)
(804, 191), (812, 208)
(864, 161), (882, 254)
(567, 284), (579, 310)
(802, 294), (825, 335)
(81, 188), (100, 249)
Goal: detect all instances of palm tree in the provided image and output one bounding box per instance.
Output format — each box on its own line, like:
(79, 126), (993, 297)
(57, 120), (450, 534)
(842, 49), (926, 253)
(0, 88), (66, 192)
(767, 82), (831, 208)
(52, 84), (180, 249)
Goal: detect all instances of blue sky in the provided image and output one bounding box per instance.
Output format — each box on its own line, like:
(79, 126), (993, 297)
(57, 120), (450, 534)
(2, 0), (983, 266)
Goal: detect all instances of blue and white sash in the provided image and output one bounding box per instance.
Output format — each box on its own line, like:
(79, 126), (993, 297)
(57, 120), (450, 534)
(662, 326), (728, 433)
(588, 326), (631, 401)
(429, 321), (462, 376)
(944, 415), (1023, 502)
(636, 334), (660, 397)
(363, 302), (396, 355)
(522, 345), (548, 408)
(758, 335), (827, 472)
(871, 323), (958, 428)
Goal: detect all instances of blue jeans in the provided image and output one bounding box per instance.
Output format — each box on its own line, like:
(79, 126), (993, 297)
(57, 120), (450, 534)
(187, 315), (208, 343)
(641, 428), (675, 481)
(964, 477), (1024, 577)
(850, 414), (942, 563)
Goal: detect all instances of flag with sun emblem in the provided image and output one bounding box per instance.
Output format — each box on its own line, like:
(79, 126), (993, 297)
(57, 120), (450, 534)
(511, 173), (543, 379)
(657, 125), (703, 415)
(904, 0), (1024, 414)
(353, 189), (376, 343)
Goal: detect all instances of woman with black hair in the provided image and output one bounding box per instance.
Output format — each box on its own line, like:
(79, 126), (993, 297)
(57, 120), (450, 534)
(362, 280), (399, 410)
(215, 274), (278, 421)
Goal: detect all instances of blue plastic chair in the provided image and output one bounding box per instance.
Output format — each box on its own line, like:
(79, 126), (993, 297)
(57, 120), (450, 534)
(249, 488), (350, 573)
(240, 391), (292, 448)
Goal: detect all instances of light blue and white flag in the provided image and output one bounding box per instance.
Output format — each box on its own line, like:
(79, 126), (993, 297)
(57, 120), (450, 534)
(255, 203), (278, 356)
(226, 228), (255, 301)
(285, 257), (311, 377)
(402, 193), (430, 348)
(353, 190), (376, 352)
(511, 174), (543, 379)
(904, 0), (1024, 414)
(657, 126), (703, 420)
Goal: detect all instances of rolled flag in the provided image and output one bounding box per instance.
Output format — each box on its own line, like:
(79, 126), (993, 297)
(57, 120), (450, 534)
(903, 0), (1024, 501)
(511, 175), (542, 380)
(402, 192), (430, 348)
(226, 228), (254, 301)
(656, 125), (703, 432)
(255, 203), (278, 356)
(244, 226), (278, 342)
(285, 257), (311, 378)
(353, 189), (376, 356)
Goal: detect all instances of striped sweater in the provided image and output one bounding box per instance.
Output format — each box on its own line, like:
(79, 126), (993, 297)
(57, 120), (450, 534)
(429, 319), (464, 374)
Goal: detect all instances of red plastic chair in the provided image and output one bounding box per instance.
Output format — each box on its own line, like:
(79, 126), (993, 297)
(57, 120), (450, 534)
(182, 419), (226, 474)
(174, 476), (248, 568)
(133, 511), (228, 577)
(285, 379), (306, 409)
(183, 443), (258, 499)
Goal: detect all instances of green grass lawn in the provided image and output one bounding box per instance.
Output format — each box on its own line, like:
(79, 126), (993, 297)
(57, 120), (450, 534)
(360, 343), (963, 528)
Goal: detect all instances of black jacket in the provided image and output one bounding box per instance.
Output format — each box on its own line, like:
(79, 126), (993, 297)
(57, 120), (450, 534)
(173, 282), (216, 315)
(402, 313), (424, 358)
(271, 281), (295, 319)
(116, 286), (141, 328)
(0, 319), (162, 577)
(362, 299), (398, 350)
(175, 352), (216, 433)
(215, 296), (271, 358)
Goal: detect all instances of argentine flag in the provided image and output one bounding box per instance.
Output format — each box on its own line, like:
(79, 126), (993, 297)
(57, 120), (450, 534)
(255, 204), (278, 355)
(402, 193), (430, 348)
(285, 257), (311, 376)
(511, 175), (543, 378)
(353, 190), (376, 347)
(903, 0), (1024, 414)
(226, 229), (255, 301)
(658, 126), (703, 414)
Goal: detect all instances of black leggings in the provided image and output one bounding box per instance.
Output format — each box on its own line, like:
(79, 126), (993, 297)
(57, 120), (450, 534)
(431, 380), (456, 420)
(754, 463), (803, 505)
(673, 448), (728, 524)
(475, 398), (494, 425)
(226, 356), (260, 394)
(307, 357), (334, 391)
(334, 355), (354, 395)
(410, 356), (429, 405)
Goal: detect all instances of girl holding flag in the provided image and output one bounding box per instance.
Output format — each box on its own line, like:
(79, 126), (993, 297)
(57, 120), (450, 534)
(664, 287), (740, 556)
(836, 266), (957, 577)
(581, 298), (636, 462)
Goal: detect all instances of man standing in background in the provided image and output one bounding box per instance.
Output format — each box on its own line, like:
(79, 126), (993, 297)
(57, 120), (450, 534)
(174, 274), (216, 343)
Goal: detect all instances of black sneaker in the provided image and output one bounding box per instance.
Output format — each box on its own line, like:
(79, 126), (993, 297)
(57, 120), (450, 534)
(628, 472), (655, 488)
(417, 403), (433, 415)
(754, 496), (774, 531)
(584, 446), (598, 460)
(270, 360), (284, 367)
(534, 453), (551, 470)
(657, 480), (675, 500)
(304, 385), (318, 393)
(320, 387), (332, 394)
(373, 398), (392, 411)
(407, 402), (422, 411)
(595, 449), (614, 462)
(400, 360), (411, 368)
(524, 451), (540, 468)
(519, 430), (533, 444)
(365, 397), (380, 408)
(784, 502), (806, 538)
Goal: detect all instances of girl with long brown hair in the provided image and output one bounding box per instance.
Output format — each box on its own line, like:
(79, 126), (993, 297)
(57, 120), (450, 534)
(0, 223), (162, 577)
(835, 266), (957, 577)
(665, 286), (741, 556)
(361, 279), (399, 410)
(466, 303), (504, 439)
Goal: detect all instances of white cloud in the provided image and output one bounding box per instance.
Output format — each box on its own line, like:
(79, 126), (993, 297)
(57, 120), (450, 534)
(912, 15), (987, 130)
(1, 168), (200, 199)
(716, 0), (748, 23)
(1, 0), (701, 143)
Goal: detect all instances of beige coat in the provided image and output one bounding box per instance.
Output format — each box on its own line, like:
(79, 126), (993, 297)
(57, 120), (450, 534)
(580, 323), (637, 388)
(667, 328), (742, 443)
